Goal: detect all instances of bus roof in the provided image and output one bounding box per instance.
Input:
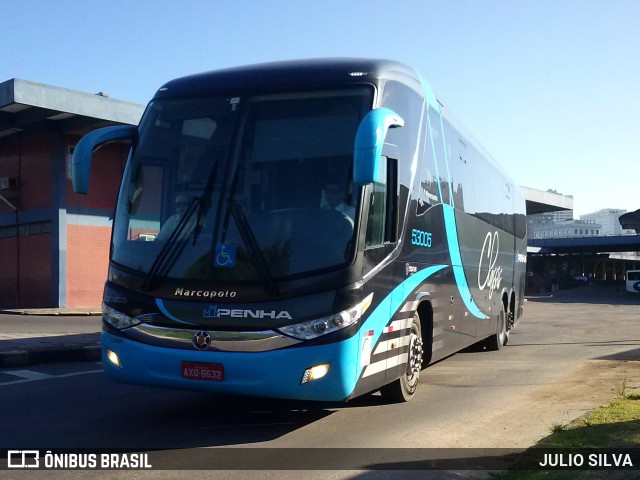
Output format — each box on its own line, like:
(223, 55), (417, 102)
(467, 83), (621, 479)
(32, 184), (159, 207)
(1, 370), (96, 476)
(154, 58), (421, 99)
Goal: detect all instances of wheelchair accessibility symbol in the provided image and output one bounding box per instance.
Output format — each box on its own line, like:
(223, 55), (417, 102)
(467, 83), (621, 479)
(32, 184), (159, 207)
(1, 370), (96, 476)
(214, 243), (237, 268)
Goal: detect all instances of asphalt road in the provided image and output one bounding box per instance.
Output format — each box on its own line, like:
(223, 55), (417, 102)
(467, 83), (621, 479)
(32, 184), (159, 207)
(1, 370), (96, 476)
(0, 314), (100, 337)
(1, 295), (639, 479)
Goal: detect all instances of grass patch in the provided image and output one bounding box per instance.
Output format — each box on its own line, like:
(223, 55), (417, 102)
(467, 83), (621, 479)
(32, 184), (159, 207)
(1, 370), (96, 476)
(549, 421), (568, 434)
(490, 394), (640, 479)
(538, 397), (640, 449)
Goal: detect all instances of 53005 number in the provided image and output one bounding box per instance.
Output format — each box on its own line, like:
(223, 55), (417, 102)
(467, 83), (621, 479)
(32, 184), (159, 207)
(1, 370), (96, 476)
(411, 229), (432, 248)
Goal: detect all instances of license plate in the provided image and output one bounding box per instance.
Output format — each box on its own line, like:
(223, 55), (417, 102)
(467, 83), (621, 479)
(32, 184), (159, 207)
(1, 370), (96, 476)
(181, 361), (224, 381)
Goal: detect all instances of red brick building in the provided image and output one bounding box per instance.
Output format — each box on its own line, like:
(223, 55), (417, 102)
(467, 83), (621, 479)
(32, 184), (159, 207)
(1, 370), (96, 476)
(0, 79), (143, 307)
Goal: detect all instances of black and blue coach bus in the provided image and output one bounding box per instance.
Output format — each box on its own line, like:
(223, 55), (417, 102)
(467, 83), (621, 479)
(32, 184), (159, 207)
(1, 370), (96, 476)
(73, 59), (527, 402)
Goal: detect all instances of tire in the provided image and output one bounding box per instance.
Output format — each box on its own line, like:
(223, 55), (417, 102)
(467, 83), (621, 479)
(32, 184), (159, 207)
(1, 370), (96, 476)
(504, 311), (511, 346)
(484, 308), (507, 351)
(380, 313), (422, 402)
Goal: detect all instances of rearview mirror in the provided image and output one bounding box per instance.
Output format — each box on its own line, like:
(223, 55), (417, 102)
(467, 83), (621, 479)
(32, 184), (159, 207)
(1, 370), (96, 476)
(353, 108), (404, 186)
(72, 125), (137, 193)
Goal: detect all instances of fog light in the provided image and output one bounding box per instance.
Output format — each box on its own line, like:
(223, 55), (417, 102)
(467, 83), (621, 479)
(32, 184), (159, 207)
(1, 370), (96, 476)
(301, 364), (329, 384)
(106, 349), (121, 368)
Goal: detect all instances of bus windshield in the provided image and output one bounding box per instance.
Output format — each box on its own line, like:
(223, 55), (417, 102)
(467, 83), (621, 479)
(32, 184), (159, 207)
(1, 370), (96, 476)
(112, 86), (373, 286)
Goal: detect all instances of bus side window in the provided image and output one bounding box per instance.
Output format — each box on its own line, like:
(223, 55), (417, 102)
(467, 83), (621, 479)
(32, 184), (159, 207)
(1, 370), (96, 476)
(365, 156), (398, 248)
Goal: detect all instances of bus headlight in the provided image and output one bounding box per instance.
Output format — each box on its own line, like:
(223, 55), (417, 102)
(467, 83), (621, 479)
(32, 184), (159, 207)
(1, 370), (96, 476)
(278, 293), (373, 340)
(102, 303), (140, 330)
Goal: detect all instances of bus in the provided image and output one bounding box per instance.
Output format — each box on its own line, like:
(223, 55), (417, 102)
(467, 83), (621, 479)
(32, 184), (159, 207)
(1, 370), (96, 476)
(626, 270), (640, 293)
(72, 59), (527, 402)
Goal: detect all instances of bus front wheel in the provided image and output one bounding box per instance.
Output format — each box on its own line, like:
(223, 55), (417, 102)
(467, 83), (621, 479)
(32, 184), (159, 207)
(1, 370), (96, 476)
(380, 313), (422, 402)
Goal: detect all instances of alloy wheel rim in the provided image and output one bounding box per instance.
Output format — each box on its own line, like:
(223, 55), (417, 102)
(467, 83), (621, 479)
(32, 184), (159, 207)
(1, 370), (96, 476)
(408, 333), (423, 376)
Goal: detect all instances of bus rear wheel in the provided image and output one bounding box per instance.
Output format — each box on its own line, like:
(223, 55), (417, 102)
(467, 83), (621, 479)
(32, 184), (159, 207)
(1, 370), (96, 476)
(380, 313), (422, 402)
(484, 308), (507, 351)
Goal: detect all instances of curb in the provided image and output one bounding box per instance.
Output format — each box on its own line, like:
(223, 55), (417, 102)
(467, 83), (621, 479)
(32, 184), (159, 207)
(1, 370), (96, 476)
(0, 309), (101, 316)
(0, 345), (101, 368)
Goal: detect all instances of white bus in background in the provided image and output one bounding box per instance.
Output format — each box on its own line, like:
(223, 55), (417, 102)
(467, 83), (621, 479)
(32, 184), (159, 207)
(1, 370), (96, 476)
(626, 270), (640, 293)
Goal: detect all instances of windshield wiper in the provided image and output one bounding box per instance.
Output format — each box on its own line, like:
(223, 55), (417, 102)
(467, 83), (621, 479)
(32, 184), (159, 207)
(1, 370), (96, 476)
(141, 158), (220, 291)
(221, 163), (279, 296)
(227, 199), (280, 296)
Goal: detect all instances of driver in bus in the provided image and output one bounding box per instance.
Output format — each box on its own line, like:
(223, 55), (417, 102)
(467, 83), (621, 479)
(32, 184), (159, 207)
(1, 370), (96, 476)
(156, 193), (198, 241)
(323, 181), (355, 224)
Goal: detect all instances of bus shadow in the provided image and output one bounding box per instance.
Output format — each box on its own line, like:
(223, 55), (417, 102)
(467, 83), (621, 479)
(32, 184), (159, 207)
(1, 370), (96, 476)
(94, 388), (340, 449)
(17, 379), (398, 450)
(94, 381), (407, 450)
(106, 388), (402, 450)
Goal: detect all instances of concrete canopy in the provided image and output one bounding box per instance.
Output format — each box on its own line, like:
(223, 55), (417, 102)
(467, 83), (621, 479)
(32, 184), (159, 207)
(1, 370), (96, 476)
(0, 79), (144, 139)
(520, 186), (573, 215)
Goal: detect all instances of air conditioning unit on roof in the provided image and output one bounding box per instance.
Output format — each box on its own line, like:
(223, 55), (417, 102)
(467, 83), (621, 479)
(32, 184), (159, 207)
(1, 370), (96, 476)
(0, 177), (18, 190)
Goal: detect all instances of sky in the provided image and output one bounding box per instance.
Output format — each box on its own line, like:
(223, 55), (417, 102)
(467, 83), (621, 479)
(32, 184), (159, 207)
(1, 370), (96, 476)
(3, 0), (639, 217)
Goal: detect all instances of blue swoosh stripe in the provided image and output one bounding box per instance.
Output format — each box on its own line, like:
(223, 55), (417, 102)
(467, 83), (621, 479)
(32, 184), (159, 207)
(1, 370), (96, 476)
(363, 264), (448, 350)
(442, 204), (488, 319)
(155, 298), (197, 325)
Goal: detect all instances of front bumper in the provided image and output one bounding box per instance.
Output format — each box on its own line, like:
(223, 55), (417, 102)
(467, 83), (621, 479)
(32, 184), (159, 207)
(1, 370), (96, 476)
(101, 329), (360, 401)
